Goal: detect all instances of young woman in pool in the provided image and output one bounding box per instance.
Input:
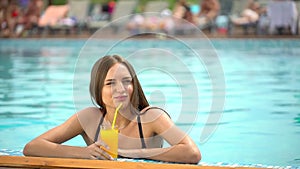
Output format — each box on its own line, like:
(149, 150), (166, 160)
(23, 55), (201, 164)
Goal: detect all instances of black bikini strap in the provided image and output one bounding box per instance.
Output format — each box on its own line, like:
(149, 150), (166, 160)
(142, 107), (171, 119)
(94, 113), (105, 143)
(137, 107), (171, 149)
(137, 115), (147, 149)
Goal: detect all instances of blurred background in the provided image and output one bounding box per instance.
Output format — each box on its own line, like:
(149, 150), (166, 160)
(0, 0), (299, 38)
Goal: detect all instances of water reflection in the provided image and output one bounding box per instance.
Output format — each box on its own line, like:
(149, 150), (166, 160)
(0, 50), (13, 80)
(295, 114), (300, 125)
(0, 45), (76, 123)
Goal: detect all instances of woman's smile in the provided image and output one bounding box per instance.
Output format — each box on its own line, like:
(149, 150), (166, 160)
(113, 95), (128, 102)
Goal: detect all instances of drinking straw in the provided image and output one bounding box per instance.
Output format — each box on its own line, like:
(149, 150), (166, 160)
(112, 103), (122, 129)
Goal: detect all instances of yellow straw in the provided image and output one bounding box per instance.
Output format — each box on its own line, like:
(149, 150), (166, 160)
(112, 103), (122, 129)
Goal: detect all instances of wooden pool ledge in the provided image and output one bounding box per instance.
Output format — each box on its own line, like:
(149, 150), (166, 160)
(0, 156), (267, 169)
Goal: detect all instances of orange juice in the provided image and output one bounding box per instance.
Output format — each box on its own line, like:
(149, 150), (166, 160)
(100, 127), (118, 158)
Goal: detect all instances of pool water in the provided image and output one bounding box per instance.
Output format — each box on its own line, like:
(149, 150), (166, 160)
(0, 39), (300, 167)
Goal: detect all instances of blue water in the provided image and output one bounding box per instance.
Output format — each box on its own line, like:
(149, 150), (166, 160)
(0, 39), (300, 167)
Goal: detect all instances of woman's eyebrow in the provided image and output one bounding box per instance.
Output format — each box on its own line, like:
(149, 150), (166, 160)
(122, 77), (132, 80)
(105, 79), (115, 82)
(105, 77), (132, 82)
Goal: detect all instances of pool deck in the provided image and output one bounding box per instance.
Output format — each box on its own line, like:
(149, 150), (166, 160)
(20, 33), (300, 39)
(27, 33), (300, 39)
(1, 27), (299, 40)
(0, 156), (269, 169)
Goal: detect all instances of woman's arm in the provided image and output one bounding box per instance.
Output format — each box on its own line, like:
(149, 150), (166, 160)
(118, 137), (200, 164)
(118, 110), (201, 164)
(23, 110), (113, 160)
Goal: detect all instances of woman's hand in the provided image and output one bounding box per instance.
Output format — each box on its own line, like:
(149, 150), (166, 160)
(85, 141), (114, 160)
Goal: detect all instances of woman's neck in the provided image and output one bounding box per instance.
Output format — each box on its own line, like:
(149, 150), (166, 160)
(105, 107), (135, 129)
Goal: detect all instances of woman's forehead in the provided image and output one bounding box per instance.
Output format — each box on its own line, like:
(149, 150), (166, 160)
(105, 63), (131, 79)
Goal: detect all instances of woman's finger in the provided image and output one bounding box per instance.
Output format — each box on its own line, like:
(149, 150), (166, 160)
(90, 154), (98, 160)
(95, 146), (113, 160)
(95, 140), (109, 150)
(91, 148), (107, 160)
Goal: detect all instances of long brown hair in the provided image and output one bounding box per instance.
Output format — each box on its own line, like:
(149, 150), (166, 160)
(89, 55), (149, 114)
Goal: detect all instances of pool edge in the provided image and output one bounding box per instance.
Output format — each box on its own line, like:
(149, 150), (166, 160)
(0, 156), (269, 169)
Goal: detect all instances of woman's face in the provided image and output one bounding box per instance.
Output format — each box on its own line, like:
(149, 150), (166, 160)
(102, 63), (133, 111)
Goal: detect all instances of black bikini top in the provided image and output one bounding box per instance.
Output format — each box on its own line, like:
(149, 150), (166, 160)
(93, 107), (169, 149)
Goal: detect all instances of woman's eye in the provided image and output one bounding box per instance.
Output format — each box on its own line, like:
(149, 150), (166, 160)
(122, 80), (132, 85)
(105, 82), (115, 85)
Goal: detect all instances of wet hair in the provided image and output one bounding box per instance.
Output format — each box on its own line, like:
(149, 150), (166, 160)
(89, 55), (149, 114)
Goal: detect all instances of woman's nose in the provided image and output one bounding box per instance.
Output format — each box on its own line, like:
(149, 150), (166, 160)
(115, 82), (125, 92)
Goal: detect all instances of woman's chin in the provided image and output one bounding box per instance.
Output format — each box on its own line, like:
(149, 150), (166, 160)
(114, 100), (129, 109)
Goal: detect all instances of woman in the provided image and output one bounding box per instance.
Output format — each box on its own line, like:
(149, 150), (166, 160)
(231, 0), (266, 25)
(197, 0), (220, 28)
(173, 0), (194, 24)
(21, 0), (43, 31)
(23, 55), (201, 164)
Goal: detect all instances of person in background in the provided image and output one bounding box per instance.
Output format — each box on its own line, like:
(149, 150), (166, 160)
(107, 0), (115, 20)
(196, 0), (220, 28)
(3, 0), (23, 37)
(0, 0), (9, 37)
(23, 55), (201, 164)
(231, 0), (266, 25)
(20, 0), (43, 35)
(173, 0), (195, 24)
(127, 0), (195, 35)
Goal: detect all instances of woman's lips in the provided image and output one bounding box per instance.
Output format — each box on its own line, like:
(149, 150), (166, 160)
(114, 95), (128, 101)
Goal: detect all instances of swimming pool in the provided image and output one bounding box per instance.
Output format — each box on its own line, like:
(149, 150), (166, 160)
(0, 38), (299, 168)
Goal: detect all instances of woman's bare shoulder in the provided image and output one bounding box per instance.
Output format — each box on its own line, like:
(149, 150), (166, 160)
(78, 107), (103, 114)
(140, 107), (171, 124)
(77, 107), (104, 123)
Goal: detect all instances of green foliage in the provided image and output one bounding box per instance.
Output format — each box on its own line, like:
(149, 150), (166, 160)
(90, 0), (111, 4)
(51, 0), (68, 5)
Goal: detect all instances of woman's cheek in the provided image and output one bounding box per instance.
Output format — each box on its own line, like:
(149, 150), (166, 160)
(127, 85), (133, 96)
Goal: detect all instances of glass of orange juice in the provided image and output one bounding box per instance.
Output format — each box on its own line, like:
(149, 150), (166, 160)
(100, 125), (119, 159)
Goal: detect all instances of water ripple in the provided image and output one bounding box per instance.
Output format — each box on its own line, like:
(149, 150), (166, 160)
(294, 114), (300, 125)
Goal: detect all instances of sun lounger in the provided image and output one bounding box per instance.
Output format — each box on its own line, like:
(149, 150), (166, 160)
(87, 0), (138, 33)
(46, 0), (89, 35)
(228, 0), (259, 35)
(38, 5), (69, 27)
(144, 1), (169, 13)
(66, 0), (89, 33)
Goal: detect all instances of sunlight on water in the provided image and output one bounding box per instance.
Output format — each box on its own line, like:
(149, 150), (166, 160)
(0, 39), (300, 167)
